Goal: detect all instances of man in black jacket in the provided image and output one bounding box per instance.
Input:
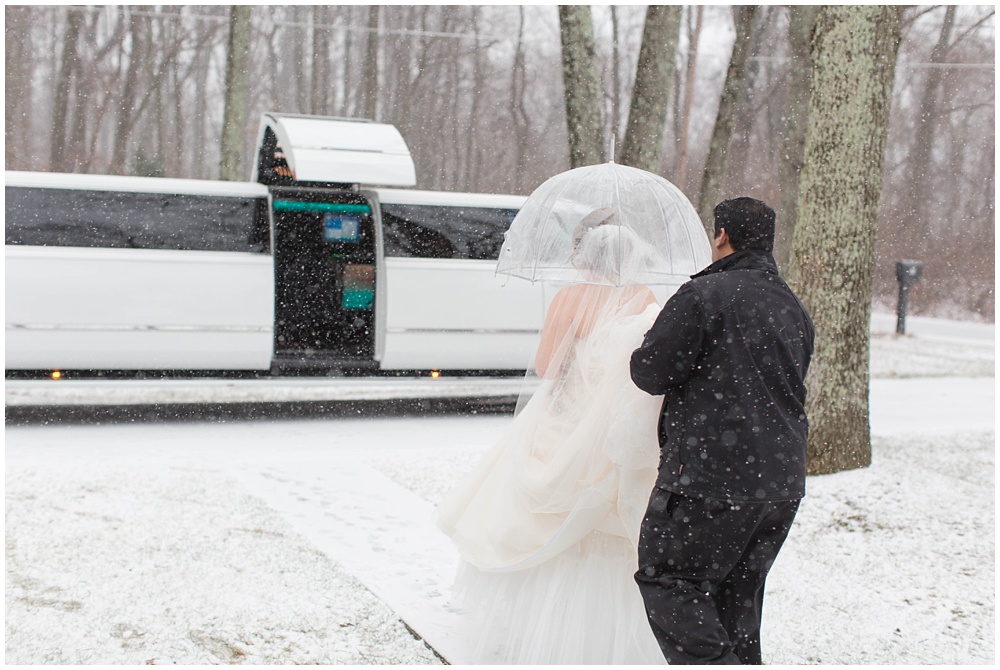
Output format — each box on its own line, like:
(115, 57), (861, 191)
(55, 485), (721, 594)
(630, 197), (814, 664)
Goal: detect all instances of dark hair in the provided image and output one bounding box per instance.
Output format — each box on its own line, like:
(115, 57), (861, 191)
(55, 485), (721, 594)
(713, 197), (776, 252)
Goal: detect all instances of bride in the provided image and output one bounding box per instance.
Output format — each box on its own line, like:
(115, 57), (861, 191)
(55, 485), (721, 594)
(436, 210), (667, 664)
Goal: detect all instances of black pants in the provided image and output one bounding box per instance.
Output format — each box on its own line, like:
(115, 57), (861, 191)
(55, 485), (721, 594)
(634, 487), (799, 664)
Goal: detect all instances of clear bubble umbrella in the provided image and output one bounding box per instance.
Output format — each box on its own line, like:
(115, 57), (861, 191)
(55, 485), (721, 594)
(497, 162), (711, 286)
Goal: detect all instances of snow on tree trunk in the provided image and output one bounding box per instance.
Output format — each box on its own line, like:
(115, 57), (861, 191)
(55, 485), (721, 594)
(619, 5), (681, 173)
(219, 6), (252, 182)
(558, 5), (604, 168)
(774, 5), (820, 270)
(787, 5), (903, 475)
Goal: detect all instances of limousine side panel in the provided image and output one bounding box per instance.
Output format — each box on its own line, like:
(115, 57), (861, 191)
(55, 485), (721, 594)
(379, 257), (545, 370)
(5, 246), (274, 370)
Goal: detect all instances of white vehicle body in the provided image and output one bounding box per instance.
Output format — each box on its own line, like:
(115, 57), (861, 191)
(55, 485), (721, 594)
(371, 188), (541, 370)
(5, 171), (274, 371)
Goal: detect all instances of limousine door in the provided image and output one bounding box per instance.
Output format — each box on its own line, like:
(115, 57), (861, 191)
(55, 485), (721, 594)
(251, 113), (418, 373)
(372, 195), (547, 372)
(269, 188), (380, 371)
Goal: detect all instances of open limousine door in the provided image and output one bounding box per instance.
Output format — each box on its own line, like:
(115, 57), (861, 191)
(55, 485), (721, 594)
(254, 113), (545, 374)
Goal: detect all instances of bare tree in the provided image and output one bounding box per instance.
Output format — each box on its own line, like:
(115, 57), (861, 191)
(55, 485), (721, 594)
(193, 24), (213, 178)
(219, 6), (252, 181)
(6, 6), (33, 169)
(609, 7), (622, 142)
(510, 6), (531, 191)
(900, 6), (957, 233)
(786, 5), (904, 475)
(619, 5), (682, 173)
(696, 5), (760, 230)
(558, 5), (604, 168)
(363, 5), (380, 120)
(155, 5), (191, 176)
(76, 7), (128, 172)
(311, 6), (332, 116)
(290, 6), (309, 114)
(109, 8), (146, 174)
(50, 7), (83, 171)
(676, 6), (703, 188)
(725, 6), (775, 191)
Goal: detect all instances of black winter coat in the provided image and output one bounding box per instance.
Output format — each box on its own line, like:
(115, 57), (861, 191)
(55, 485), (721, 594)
(630, 250), (814, 502)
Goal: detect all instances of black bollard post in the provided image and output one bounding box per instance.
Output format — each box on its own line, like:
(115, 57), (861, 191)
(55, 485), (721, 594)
(895, 260), (923, 335)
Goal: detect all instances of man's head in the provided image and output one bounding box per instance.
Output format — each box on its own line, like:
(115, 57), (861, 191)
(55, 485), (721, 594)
(711, 197), (776, 262)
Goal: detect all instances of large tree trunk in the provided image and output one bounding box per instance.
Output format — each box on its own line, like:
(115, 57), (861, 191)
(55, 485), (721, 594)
(558, 5), (603, 168)
(219, 6), (252, 181)
(620, 5), (682, 173)
(786, 5), (903, 475)
(696, 5), (760, 231)
(775, 5), (820, 270)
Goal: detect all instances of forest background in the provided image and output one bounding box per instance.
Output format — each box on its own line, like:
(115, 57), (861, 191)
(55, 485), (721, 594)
(4, 5), (995, 320)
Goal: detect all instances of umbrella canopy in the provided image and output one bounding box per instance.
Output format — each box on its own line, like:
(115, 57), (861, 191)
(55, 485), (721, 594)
(497, 162), (711, 286)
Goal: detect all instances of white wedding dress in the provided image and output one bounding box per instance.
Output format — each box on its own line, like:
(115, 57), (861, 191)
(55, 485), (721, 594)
(436, 293), (666, 664)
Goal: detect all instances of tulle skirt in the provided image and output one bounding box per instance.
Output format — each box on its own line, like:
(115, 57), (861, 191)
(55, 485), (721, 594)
(450, 532), (665, 665)
(437, 304), (666, 664)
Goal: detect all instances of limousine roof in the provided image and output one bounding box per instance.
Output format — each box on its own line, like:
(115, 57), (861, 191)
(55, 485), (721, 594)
(5, 171), (269, 198)
(255, 113), (417, 188)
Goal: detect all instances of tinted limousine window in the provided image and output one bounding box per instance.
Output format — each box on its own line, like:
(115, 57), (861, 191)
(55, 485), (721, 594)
(381, 204), (517, 260)
(4, 187), (270, 253)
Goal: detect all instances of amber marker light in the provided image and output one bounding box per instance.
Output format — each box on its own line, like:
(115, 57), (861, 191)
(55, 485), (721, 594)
(51, 370), (62, 380)
(430, 369), (441, 379)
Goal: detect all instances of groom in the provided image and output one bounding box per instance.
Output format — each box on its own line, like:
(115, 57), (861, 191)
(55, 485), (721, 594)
(629, 197), (814, 664)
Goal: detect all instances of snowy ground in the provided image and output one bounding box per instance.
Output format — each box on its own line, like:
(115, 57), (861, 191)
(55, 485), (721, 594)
(5, 314), (995, 665)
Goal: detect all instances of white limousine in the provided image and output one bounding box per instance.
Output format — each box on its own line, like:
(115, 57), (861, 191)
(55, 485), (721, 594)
(5, 114), (554, 377)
